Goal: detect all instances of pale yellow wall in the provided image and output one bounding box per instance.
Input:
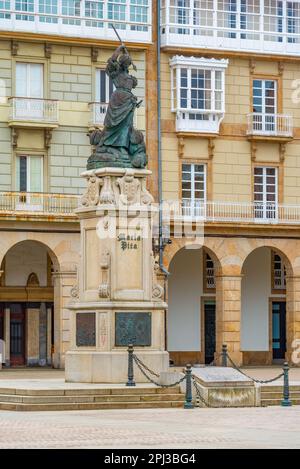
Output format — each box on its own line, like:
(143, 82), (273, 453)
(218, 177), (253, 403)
(161, 52), (300, 204)
(0, 40), (146, 193)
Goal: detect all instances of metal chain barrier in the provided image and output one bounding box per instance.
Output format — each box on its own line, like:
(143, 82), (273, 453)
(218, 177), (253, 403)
(132, 354), (160, 378)
(193, 378), (213, 408)
(132, 354), (186, 388)
(226, 352), (284, 384)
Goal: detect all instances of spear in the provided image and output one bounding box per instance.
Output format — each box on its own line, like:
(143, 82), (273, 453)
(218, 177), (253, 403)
(111, 23), (137, 71)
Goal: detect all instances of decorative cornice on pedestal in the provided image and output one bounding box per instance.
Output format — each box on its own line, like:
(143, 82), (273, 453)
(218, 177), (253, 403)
(79, 168), (154, 209)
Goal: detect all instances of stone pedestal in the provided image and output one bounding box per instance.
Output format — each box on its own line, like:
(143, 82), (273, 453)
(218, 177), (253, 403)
(65, 168), (169, 383)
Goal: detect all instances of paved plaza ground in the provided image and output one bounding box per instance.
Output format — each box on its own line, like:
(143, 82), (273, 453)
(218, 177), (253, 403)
(0, 406), (299, 449)
(0, 367), (299, 449)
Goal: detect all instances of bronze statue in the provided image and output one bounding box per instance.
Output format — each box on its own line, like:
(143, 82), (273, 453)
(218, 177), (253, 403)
(87, 45), (148, 170)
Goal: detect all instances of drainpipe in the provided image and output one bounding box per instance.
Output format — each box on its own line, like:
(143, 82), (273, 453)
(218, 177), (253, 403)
(156, 0), (169, 352)
(157, 0), (169, 277)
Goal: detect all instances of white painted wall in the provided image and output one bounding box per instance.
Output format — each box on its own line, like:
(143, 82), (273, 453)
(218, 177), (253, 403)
(5, 241), (48, 287)
(168, 248), (203, 351)
(241, 248), (271, 351)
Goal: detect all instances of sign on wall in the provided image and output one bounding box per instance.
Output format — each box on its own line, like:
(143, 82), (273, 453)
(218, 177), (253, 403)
(115, 312), (151, 346)
(76, 312), (96, 347)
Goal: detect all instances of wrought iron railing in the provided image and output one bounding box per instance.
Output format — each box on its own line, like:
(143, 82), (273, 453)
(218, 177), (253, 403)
(247, 113), (293, 137)
(163, 200), (300, 225)
(0, 191), (79, 217)
(8, 97), (59, 123)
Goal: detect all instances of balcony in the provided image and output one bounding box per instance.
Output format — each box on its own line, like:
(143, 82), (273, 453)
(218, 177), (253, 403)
(0, 0), (151, 43)
(163, 200), (300, 226)
(247, 113), (293, 139)
(0, 192), (79, 219)
(161, 1), (300, 56)
(89, 102), (108, 127)
(175, 110), (224, 134)
(8, 97), (59, 128)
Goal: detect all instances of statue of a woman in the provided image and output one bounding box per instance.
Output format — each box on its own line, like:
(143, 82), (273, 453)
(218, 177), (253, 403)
(87, 45), (148, 170)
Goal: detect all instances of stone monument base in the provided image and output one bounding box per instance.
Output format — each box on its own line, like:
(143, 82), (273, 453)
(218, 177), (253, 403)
(192, 367), (258, 407)
(65, 350), (169, 384)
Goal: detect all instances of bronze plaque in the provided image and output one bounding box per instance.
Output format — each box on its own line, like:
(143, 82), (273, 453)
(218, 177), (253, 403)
(115, 312), (151, 346)
(76, 312), (96, 347)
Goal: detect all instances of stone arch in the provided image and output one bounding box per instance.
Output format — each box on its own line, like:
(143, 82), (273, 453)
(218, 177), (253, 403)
(165, 238), (222, 274)
(240, 244), (293, 365)
(240, 242), (293, 278)
(167, 243), (222, 366)
(0, 237), (79, 368)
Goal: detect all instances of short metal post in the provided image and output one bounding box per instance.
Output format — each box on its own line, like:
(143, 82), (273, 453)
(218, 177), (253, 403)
(281, 361), (292, 407)
(126, 344), (136, 387)
(184, 364), (194, 409)
(221, 344), (228, 367)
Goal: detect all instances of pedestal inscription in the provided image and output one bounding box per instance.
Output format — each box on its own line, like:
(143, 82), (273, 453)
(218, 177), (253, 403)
(115, 312), (151, 346)
(76, 312), (96, 346)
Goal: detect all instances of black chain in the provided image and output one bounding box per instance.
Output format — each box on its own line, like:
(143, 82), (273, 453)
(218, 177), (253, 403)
(132, 354), (160, 378)
(133, 355), (186, 388)
(192, 378), (212, 407)
(226, 353), (284, 384)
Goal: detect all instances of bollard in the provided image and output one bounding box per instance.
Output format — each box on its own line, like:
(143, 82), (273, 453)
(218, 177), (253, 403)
(184, 364), (194, 409)
(126, 344), (136, 387)
(221, 344), (228, 367)
(281, 361), (292, 407)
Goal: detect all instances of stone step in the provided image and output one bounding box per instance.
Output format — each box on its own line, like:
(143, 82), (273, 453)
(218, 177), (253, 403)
(0, 392), (185, 405)
(261, 391), (300, 400)
(260, 385), (300, 393)
(0, 400), (185, 412)
(0, 386), (182, 397)
(261, 398), (300, 406)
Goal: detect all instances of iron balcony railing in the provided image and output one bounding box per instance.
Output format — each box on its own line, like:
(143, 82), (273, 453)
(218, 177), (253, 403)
(0, 0), (151, 42)
(89, 102), (108, 127)
(247, 113), (293, 137)
(8, 97), (59, 124)
(163, 200), (300, 225)
(0, 192), (79, 217)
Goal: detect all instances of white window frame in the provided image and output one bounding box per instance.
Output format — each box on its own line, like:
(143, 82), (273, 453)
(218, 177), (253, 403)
(253, 166), (278, 221)
(170, 56), (228, 133)
(181, 162), (207, 217)
(16, 154), (44, 193)
(95, 68), (114, 103)
(272, 252), (286, 291)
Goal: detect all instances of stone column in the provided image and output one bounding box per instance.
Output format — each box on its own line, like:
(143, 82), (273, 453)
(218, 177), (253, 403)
(216, 274), (243, 366)
(4, 307), (10, 367)
(286, 275), (300, 365)
(52, 269), (77, 369)
(39, 302), (47, 366)
(46, 306), (52, 366)
(26, 307), (39, 365)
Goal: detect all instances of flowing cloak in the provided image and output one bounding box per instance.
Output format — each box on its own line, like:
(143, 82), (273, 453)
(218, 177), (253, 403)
(100, 58), (136, 148)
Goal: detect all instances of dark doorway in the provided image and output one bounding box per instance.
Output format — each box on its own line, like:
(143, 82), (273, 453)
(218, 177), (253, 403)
(10, 303), (26, 366)
(204, 302), (216, 364)
(272, 301), (286, 360)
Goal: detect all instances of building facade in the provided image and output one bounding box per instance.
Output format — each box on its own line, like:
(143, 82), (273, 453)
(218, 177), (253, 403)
(0, 1), (300, 369)
(161, 0), (300, 366)
(0, 0), (156, 367)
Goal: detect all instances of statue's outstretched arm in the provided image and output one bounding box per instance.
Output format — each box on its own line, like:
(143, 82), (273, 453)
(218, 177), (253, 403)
(111, 45), (126, 61)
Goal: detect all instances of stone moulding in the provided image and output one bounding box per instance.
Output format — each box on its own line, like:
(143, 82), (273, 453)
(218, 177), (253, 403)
(79, 168), (154, 209)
